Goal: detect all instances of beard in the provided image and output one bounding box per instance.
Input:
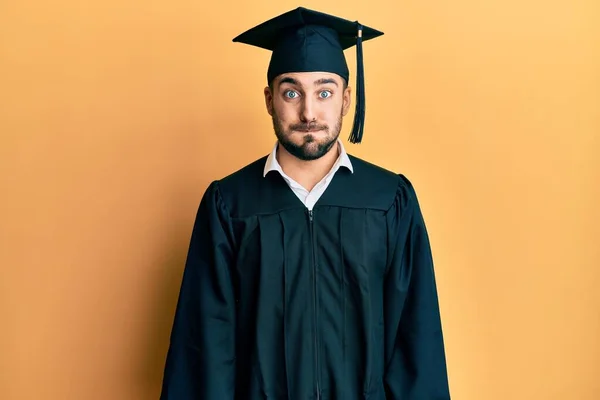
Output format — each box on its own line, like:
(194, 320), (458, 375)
(272, 111), (343, 161)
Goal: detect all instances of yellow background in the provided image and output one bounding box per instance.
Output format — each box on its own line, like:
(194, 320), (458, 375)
(1, 0), (598, 399)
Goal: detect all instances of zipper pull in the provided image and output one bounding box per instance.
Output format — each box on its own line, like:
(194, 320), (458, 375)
(308, 209), (313, 222)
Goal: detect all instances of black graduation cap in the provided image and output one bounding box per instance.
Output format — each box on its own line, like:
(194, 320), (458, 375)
(232, 7), (384, 144)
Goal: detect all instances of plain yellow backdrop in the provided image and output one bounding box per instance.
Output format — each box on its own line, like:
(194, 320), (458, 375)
(1, 0), (598, 399)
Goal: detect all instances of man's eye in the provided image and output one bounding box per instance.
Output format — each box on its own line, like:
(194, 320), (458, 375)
(284, 90), (299, 99)
(319, 90), (332, 99)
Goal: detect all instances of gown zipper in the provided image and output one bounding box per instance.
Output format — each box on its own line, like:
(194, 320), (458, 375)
(308, 209), (321, 399)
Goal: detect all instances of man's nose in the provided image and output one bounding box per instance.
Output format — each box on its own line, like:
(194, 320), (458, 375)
(300, 96), (316, 122)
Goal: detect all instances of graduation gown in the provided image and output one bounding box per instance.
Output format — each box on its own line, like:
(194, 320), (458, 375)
(160, 155), (450, 399)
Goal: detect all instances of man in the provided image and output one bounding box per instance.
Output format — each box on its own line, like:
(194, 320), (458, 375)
(160, 7), (450, 399)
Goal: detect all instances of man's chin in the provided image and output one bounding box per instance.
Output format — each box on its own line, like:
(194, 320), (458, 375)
(278, 137), (337, 161)
(286, 149), (323, 161)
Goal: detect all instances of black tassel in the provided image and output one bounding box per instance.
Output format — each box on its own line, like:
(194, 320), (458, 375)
(348, 23), (365, 144)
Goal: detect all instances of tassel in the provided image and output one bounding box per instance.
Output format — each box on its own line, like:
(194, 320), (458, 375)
(348, 23), (365, 144)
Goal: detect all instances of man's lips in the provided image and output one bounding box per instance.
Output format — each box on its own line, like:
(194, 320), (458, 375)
(293, 127), (326, 132)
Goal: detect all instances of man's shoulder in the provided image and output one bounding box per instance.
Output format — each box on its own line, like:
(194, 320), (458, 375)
(347, 154), (398, 178)
(344, 153), (419, 208)
(347, 153), (410, 191)
(218, 155), (268, 187)
(207, 154), (272, 209)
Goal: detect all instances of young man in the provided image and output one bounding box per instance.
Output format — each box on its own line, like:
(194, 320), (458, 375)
(160, 7), (450, 399)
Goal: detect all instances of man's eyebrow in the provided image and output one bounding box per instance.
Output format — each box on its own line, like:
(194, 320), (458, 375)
(279, 77), (299, 86)
(314, 78), (338, 86)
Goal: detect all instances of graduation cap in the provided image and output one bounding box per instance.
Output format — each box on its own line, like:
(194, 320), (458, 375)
(232, 7), (384, 144)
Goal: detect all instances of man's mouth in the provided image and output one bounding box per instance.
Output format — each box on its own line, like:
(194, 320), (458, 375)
(292, 125), (327, 132)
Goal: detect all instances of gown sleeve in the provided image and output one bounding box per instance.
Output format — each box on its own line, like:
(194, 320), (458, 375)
(160, 181), (237, 399)
(383, 175), (451, 399)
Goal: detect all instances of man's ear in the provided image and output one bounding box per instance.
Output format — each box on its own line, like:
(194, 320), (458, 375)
(264, 86), (274, 116)
(342, 85), (352, 116)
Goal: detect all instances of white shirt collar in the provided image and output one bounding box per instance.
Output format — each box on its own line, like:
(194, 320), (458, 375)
(263, 139), (354, 178)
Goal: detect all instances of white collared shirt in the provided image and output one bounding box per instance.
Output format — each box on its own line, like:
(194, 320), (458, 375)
(263, 140), (354, 210)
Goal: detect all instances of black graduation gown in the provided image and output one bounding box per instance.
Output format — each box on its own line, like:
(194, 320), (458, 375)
(160, 154), (450, 399)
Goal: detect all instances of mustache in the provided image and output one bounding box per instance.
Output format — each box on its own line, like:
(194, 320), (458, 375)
(290, 122), (328, 132)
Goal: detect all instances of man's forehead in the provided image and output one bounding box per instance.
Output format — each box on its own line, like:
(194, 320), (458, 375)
(275, 72), (343, 86)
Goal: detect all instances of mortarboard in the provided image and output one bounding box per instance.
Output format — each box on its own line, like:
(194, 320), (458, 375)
(232, 7), (383, 144)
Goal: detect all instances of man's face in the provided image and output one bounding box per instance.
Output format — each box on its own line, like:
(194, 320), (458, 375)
(264, 72), (352, 161)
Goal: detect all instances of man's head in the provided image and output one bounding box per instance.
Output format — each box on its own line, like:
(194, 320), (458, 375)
(264, 72), (351, 161)
(233, 7), (384, 150)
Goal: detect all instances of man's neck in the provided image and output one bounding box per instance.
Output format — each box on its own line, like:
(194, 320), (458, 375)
(276, 142), (340, 192)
